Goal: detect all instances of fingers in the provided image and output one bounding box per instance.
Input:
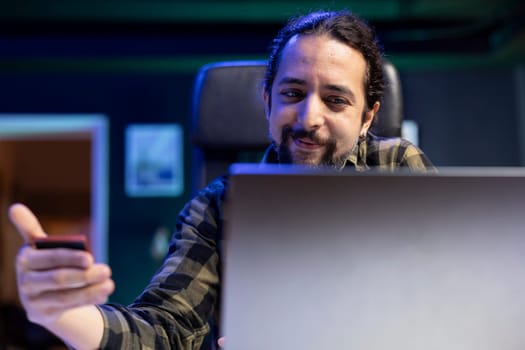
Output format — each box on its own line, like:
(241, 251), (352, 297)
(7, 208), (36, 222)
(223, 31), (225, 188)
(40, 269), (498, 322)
(18, 263), (111, 296)
(17, 246), (93, 270)
(10, 203), (115, 330)
(26, 272), (115, 309)
(24, 278), (115, 325)
(217, 337), (226, 348)
(8, 203), (46, 242)
(17, 248), (115, 326)
(17, 247), (103, 294)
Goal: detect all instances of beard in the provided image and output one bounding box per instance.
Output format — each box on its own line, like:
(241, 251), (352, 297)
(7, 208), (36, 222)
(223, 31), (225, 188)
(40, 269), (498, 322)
(275, 126), (353, 169)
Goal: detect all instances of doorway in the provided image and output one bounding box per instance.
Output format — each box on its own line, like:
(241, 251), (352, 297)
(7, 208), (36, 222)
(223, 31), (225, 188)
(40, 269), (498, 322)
(0, 114), (108, 305)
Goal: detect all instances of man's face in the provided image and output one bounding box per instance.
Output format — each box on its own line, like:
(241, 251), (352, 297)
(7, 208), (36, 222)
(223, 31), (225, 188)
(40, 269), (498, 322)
(264, 34), (379, 167)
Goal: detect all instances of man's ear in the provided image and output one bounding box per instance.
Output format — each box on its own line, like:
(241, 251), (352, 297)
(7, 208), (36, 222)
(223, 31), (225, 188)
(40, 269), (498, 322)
(360, 101), (380, 136)
(262, 89), (271, 119)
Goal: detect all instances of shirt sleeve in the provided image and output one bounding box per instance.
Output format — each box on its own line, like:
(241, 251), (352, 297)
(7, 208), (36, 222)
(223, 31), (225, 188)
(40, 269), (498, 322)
(96, 177), (227, 349)
(364, 136), (436, 172)
(398, 140), (436, 172)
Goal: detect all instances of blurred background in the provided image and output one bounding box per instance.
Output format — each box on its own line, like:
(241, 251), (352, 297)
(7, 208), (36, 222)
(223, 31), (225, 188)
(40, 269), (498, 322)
(0, 0), (524, 348)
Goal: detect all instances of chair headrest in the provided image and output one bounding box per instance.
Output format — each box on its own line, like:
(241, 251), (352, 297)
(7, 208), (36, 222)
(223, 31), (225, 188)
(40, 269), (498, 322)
(192, 61), (268, 150)
(192, 60), (403, 150)
(373, 60), (404, 138)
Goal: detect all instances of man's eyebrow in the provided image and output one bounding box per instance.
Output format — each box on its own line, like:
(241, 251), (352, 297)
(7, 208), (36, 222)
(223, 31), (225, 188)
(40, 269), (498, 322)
(325, 84), (357, 103)
(276, 76), (307, 86)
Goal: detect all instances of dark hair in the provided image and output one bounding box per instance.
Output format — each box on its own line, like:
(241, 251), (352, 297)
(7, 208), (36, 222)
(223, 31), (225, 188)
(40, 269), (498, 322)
(264, 10), (384, 111)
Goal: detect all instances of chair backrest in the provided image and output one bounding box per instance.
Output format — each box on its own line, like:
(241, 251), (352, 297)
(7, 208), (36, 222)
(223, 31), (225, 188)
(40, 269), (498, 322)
(191, 60), (404, 192)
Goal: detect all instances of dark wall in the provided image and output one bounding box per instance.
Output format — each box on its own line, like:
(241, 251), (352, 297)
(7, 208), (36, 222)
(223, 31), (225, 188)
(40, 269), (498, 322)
(401, 66), (521, 166)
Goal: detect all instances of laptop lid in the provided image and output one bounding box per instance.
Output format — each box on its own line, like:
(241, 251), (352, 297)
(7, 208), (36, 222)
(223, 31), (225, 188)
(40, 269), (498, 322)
(221, 165), (525, 350)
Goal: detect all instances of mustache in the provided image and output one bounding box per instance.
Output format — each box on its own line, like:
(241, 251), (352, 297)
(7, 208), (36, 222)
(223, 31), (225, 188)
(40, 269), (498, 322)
(281, 126), (324, 144)
(277, 126), (339, 166)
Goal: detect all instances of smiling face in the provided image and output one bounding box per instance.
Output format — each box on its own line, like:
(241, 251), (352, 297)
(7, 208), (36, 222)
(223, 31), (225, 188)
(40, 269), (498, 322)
(264, 33), (379, 168)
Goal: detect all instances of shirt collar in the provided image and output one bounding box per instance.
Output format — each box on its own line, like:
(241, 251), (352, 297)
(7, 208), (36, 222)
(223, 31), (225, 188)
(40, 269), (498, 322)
(341, 135), (369, 171)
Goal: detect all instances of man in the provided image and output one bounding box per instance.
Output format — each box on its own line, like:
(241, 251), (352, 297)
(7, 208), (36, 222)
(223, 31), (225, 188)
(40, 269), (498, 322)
(10, 10), (434, 350)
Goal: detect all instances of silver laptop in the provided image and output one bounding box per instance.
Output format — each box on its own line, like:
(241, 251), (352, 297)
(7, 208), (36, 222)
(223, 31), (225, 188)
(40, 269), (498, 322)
(221, 165), (525, 350)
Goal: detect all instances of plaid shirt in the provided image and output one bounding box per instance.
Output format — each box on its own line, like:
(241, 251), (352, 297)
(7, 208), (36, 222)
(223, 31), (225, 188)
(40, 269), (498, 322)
(97, 134), (434, 349)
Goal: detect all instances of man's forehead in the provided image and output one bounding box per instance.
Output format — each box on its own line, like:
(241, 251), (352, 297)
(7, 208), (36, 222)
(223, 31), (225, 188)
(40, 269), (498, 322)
(276, 34), (368, 91)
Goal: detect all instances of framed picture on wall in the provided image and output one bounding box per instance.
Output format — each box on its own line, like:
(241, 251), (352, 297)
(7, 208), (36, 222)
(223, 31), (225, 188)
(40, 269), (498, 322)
(125, 124), (183, 197)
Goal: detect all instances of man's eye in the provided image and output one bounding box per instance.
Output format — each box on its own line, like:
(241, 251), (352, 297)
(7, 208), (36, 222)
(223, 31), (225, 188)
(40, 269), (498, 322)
(327, 96), (348, 105)
(280, 90), (302, 98)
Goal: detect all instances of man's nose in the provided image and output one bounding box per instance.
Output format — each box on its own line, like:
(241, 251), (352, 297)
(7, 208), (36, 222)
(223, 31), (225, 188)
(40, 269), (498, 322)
(297, 96), (324, 130)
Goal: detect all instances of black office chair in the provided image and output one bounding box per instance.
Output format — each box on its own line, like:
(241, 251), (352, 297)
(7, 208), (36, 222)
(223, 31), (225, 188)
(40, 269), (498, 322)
(190, 60), (404, 193)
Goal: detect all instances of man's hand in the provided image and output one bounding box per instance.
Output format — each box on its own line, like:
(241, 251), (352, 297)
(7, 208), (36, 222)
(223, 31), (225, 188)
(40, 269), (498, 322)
(9, 203), (114, 327)
(218, 337), (226, 348)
